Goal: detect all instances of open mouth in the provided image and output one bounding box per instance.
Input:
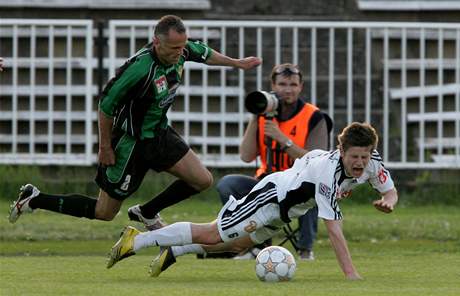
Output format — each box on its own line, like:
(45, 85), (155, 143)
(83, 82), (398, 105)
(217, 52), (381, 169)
(352, 168), (363, 176)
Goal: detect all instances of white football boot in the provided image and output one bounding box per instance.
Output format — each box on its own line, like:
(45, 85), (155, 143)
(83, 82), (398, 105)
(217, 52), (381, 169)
(127, 204), (167, 231)
(8, 184), (40, 223)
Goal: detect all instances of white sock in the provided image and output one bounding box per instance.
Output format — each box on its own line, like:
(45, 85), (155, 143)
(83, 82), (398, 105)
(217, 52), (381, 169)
(171, 244), (205, 257)
(133, 222), (192, 252)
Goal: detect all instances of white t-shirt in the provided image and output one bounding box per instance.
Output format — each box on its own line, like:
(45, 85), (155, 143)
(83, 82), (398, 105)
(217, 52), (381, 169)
(253, 149), (395, 222)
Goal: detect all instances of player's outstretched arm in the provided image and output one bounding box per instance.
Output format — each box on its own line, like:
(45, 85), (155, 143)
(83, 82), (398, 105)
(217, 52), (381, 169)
(205, 50), (262, 70)
(373, 188), (398, 213)
(324, 219), (362, 280)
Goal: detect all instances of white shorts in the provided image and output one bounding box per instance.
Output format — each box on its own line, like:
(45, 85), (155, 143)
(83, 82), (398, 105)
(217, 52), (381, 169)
(216, 182), (285, 244)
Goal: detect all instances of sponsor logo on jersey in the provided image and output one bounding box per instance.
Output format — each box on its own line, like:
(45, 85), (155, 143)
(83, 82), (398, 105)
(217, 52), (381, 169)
(319, 182), (332, 198)
(244, 220), (258, 233)
(378, 168), (388, 184)
(154, 75), (168, 93)
(158, 83), (179, 108)
(338, 189), (352, 200)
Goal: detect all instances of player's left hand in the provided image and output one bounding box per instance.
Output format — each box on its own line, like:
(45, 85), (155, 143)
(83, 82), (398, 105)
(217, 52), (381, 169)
(373, 199), (394, 213)
(98, 146), (116, 167)
(238, 57), (262, 70)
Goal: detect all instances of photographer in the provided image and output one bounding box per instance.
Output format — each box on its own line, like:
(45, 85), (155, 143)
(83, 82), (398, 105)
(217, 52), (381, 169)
(216, 63), (331, 260)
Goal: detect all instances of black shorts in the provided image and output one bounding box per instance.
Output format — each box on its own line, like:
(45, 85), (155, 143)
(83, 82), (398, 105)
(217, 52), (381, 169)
(95, 126), (189, 200)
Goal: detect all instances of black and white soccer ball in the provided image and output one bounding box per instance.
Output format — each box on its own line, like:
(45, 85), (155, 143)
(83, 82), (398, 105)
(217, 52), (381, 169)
(255, 246), (296, 282)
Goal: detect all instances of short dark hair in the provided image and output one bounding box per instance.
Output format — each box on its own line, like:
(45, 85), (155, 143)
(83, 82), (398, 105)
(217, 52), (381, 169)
(338, 122), (378, 152)
(154, 15), (186, 38)
(270, 63), (303, 84)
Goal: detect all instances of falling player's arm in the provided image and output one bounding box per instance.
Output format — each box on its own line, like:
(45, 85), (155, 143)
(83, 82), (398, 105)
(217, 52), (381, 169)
(369, 151), (398, 213)
(373, 188), (398, 213)
(324, 219), (362, 280)
(315, 172), (360, 279)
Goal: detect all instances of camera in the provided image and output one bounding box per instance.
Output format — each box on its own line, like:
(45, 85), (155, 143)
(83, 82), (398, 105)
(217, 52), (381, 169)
(244, 91), (280, 116)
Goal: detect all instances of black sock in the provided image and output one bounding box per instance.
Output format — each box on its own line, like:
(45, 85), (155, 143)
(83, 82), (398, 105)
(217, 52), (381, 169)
(29, 193), (97, 219)
(139, 180), (199, 218)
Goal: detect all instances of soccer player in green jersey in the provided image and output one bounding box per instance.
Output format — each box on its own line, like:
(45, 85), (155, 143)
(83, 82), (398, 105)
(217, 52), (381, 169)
(9, 15), (262, 229)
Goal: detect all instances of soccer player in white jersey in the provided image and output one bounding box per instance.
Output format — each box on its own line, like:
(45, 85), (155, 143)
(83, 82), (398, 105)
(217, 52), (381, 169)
(107, 122), (398, 280)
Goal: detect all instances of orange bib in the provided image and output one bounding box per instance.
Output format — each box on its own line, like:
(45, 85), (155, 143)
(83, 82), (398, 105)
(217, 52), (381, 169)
(256, 103), (318, 178)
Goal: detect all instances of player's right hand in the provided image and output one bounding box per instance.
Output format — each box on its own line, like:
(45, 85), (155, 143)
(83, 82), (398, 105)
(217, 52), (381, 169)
(238, 56), (262, 70)
(98, 146), (115, 166)
(372, 199), (394, 213)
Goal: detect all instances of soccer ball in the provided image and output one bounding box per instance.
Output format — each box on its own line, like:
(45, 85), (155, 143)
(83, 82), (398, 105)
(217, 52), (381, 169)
(255, 246), (296, 282)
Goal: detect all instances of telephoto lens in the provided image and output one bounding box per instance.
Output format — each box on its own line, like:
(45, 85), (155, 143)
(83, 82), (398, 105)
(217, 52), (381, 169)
(244, 91), (279, 115)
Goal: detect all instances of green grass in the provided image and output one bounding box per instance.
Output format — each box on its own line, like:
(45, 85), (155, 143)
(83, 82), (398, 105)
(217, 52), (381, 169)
(1, 241), (459, 296)
(1, 198), (460, 295)
(1, 198), (458, 242)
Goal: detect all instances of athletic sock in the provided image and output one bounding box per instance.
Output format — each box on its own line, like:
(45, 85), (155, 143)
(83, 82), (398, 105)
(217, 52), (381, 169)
(171, 244), (205, 257)
(139, 180), (199, 218)
(133, 222), (192, 251)
(29, 193), (97, 219)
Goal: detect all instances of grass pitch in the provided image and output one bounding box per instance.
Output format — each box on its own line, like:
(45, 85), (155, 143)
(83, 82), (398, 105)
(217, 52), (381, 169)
(1, 198), (459, 295)
(1, 240), (459, 296)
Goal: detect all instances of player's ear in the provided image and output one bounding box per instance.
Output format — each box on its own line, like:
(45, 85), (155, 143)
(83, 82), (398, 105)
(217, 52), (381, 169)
(153, 36), (160, 46)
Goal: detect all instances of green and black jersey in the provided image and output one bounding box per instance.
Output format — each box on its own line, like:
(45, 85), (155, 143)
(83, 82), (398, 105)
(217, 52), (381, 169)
(99, 40), (212, 139)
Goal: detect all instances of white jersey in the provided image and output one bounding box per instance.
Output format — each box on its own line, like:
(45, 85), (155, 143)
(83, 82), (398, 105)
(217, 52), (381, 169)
(216, 148), (394, 243)
(250, 148), (395, 221)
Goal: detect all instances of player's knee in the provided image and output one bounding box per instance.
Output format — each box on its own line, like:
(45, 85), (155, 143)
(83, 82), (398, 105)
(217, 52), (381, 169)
(95, 213), (115, 221)
(194, 224), (221, 245)
(216, 175), (233, 195)
(228, 244), (245, 253)
(95, 191), (121, 221)
(229, 241), (253, 253)
(94, 208), (117, 221)
(228, 237), (254, 253)
(205, 233), (222, 245)
(193, 170), (213, 191)
(195, 233), (220, 245)
(204, 170), (214, 189)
